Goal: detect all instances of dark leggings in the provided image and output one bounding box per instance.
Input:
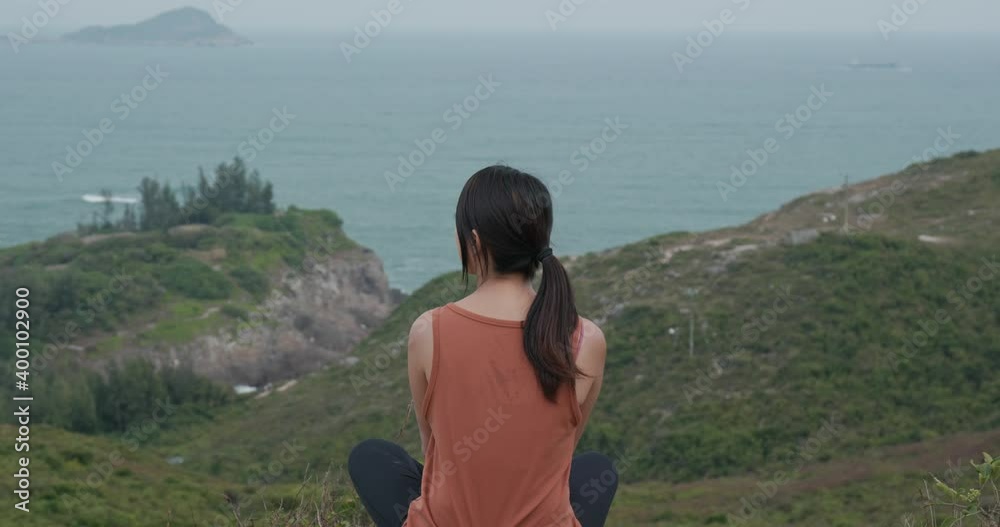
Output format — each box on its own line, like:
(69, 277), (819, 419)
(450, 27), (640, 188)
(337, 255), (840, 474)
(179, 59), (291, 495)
(348, 439), (619, 527)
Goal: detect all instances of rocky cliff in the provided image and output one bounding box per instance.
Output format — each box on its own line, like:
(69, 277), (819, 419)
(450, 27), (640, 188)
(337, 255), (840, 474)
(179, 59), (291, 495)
(168, 248), (402, 385)
(0, 206), (401, 388)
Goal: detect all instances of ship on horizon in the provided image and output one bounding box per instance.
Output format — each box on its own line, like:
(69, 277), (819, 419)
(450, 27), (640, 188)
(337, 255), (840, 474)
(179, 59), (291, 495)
(847, 58), (909, 71)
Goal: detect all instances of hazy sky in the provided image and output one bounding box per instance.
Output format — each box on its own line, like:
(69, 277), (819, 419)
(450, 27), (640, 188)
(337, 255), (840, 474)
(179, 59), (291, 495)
(5, 0), (998, 32)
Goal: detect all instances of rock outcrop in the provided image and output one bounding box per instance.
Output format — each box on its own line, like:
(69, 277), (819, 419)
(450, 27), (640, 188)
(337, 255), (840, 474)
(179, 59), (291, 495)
(161, 248), (401, 385)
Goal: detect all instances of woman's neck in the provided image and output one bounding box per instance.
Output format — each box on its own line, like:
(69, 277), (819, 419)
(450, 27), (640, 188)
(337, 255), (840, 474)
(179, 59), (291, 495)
(460, 274), (536, 320)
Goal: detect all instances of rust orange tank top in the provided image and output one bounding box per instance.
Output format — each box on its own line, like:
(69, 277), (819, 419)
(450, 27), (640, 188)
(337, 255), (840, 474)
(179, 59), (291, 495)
(404, 303), (584, 527)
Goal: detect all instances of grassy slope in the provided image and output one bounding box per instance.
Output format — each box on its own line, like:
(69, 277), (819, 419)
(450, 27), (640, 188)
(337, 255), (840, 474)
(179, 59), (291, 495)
(155, 150), (998, 525)
(0, 208), (363, 525)
(4, 150), (999, 526)
(0, 424), (370, 527)
(0, 424), (230, 526)
(614, 427), (1000, 526)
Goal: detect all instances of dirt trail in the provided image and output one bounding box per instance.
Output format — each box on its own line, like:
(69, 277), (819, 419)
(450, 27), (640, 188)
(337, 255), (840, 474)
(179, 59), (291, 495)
(641, 427), (1000, 513)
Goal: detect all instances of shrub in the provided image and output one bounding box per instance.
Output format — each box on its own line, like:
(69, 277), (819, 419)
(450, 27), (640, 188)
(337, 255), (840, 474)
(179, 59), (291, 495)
(156, 258), (233, 300)
(220, 303), (249, 320)
(230, 264), (270, 298)
(916, 453), (1000, 526)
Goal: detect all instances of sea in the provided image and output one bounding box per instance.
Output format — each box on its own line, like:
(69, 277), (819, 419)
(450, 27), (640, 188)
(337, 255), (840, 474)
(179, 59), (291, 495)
(2, 31), (998, 291)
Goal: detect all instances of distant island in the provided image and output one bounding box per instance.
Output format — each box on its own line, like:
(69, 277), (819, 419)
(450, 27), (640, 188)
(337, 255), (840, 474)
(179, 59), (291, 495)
(61, 7), (251, 47)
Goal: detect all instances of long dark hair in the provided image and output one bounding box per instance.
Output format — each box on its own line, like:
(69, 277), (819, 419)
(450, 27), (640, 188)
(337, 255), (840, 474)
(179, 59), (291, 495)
(455, 165), (581, 401)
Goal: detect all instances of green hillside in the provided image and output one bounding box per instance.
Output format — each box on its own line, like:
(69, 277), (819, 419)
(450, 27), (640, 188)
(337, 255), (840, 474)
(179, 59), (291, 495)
(2, 149), (998, 526)
(0, 205), (357, 428)
(0, 158), (354, 362)
(0, 205), (353, 351)
(158, 149), (999, 524)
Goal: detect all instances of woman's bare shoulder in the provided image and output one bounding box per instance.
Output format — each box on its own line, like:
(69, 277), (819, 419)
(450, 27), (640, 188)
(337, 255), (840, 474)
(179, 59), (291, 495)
(577, 317), (607, 363)
(408, 308), (438, 353)
(578, 317), (605, 342)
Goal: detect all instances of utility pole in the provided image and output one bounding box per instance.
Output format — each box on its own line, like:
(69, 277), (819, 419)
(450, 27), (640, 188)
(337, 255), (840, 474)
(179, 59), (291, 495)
(683, 288), (699, 357)
(842, 173), (850, 233)
(688, 312), (694, 357)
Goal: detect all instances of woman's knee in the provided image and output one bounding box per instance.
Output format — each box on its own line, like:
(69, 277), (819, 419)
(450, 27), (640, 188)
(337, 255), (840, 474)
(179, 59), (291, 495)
(576, 452), (619, 490)
(349, 438), (394, 478)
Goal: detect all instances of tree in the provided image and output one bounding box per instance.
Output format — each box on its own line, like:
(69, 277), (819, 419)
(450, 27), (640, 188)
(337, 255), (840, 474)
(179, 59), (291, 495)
(137, 177), (162, 231)
(99, 188), (115, 231)
(157, 182), (181, 228)
(137, 177), (181, 231)
(119, 204), (138, 231)
(95, 360), (168, 432)
(97, 160), (277, 234)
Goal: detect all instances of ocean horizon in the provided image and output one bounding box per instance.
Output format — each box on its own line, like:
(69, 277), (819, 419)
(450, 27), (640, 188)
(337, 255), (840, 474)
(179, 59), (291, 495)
(3, 31), (999, 291)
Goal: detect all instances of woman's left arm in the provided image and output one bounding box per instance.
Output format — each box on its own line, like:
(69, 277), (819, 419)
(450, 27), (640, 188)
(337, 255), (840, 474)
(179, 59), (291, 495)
(574, 319), (607, 445)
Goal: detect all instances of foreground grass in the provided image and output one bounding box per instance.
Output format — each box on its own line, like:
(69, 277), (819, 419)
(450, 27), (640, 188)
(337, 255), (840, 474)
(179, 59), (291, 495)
(4, 424), (994, 526)
(0, 425), (371, 527)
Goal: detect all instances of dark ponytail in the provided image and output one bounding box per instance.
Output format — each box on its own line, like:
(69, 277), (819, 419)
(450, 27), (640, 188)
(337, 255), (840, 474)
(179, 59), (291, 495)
(455, 165), (582, 402)
(524, 251), (581, 401)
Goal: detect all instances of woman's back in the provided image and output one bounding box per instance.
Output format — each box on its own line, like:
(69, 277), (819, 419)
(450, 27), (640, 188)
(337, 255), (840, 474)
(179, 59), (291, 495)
(349, 165), (615, 527)
(405, 303), (583, 527)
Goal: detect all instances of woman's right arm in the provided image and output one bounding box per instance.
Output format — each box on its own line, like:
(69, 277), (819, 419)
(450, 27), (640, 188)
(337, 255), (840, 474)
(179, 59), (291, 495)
(408, 310), (436, 456)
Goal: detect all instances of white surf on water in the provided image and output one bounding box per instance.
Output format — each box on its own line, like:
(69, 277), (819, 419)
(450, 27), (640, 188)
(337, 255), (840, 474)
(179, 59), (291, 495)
(81, 194), (139, 204)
